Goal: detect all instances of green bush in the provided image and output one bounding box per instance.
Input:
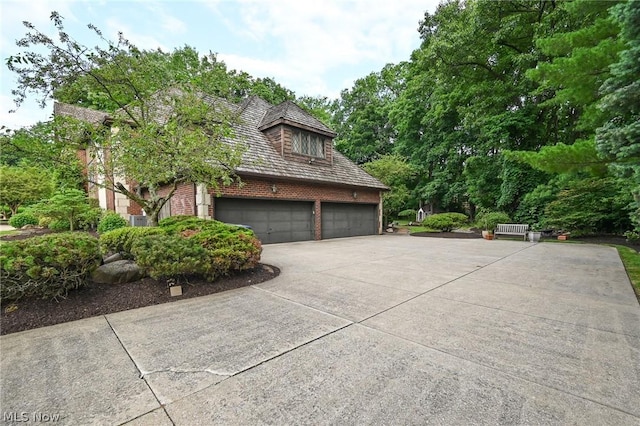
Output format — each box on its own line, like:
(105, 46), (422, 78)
(192, 228), (262, 275)
(99, 226), (166, 258)
(423, 213), (469, 232)
(8, 212), (38, 228)
(0, 233), (101, 302)
(97, 211), (129, 234)
(476, 211), (511, 231)
(131, 234), (209, 280)
(158, 215), (244, 234)
(130, 221), (262, 281)
(48, 219), (71, 232)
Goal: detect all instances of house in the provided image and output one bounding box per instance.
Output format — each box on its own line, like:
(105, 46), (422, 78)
(54, 96), (388, 244)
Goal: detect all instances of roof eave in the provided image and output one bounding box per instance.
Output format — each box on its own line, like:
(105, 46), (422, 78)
(257, 118), (337, 138)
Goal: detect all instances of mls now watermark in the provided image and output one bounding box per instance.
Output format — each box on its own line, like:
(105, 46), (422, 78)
(3, 411), (61, 422)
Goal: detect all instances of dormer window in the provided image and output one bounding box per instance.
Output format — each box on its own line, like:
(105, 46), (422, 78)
(292, 129), (325, 158)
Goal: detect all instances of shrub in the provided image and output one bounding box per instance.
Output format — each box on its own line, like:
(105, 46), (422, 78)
(423, 212), (469, 232)
(130, 221), (262, 281)
(476, 211), (511, 232)
(131, 234), (209, 280)
(191, 228), (262, 277)
(38, 216), (53, 228)
(0, 232), (101, 302)
(158, 215), (237, 234)
(397, 209), (416, 219)
(8, 212), (38, 228)
(48, 219), (71, 232)
(99, 226), (166, 257)
(97, 211), (129, 234)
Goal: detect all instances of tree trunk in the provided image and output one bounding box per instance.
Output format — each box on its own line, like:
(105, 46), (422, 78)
(147, 209), (159, 227)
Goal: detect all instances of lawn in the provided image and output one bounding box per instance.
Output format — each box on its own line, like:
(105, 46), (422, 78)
(614, 245), (640, 300)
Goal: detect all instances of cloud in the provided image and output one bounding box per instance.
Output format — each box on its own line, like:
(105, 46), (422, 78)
(145, 2), (187, 35)
(0, 95), (51, 130)
(205, 0), (438, 97)
(0, 0), (78, 52)
(104, 17), (167, 51)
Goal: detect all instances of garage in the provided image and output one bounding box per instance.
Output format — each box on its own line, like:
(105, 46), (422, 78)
(321, 203), (378, 239)
(215, 198), (314, 244)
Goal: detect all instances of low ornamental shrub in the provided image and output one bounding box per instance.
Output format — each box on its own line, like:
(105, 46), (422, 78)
(191, 228), (262, 276)
(0, 232), (101, 302)
(130, 234), (210, 280)
(8, 212), (38, 228)
(99, 226), (167, 258)
(423, 212), (469, 232)
(97, 211), (129, 234)
(130, 219), (262, 281)
(476, 211), (511, 232)
(48, 219), (71, 232)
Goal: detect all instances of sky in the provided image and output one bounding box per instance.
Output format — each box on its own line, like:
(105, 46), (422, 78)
(0, 0), (441, 130)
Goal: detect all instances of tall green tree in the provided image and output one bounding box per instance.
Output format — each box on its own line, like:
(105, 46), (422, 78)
(361, 154), (415, 222)
(332, 63), (405, 164)
(596, 0), (640, 230)
(0, 166), (53, 215)
(7, 12), (245, 226)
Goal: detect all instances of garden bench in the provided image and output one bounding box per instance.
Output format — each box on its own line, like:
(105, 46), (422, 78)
(494, 223), (529, 241)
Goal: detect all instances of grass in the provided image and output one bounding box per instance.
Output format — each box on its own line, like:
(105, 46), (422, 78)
(0, 230), (18, 237)
(392, 220), (440, 234)
(613, 245), (640, 300)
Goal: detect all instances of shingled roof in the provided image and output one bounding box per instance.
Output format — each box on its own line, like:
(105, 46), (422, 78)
(53, 95), (387, 191)
(53, 102), (109, 124)
(258, 100), (336, 137)
(229, 96), (386, 190)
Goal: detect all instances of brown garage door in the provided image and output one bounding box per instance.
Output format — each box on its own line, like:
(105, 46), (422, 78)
(321, 203), (378, 239)
(215, 198), (314, 244)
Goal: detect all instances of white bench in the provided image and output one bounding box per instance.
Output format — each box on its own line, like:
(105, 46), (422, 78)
(494, 223), (529, 241)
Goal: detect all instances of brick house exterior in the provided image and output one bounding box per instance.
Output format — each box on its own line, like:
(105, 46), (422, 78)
(55, 95), (387, 243)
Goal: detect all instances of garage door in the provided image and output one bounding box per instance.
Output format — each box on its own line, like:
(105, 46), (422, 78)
(215, 198), (313, 244)
(321, 203), (378, 239)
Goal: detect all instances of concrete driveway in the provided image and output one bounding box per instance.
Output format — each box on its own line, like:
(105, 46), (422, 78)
(1, 236), (639, 425)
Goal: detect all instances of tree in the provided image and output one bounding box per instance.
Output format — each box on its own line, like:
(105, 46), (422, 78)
(7, 13), (246, 226)
(0, 166), (53, 215)
(332, 63), (405, 164)
(30, 188), (97, 231)
(596, 0), (640, 230)
(362, 155), (415, 222)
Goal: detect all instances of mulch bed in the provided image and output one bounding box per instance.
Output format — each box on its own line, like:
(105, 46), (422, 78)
(411, 230), (639, 251)
(411, 231), (482, 239)
(0, 227), (280, 335)
(0, 265), (279, 336)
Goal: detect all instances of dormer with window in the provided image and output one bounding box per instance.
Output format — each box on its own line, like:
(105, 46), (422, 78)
(258, 100), (336, 166)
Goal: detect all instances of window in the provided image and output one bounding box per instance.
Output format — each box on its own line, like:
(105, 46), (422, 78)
(292, 130), (325, 158)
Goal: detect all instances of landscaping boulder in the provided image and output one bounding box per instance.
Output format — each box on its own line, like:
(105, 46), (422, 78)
(92, 260), (144, 284)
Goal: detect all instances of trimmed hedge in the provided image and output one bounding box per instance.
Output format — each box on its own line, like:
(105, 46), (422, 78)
(423, 212), (469, 232)
(0, 233), (101, 302)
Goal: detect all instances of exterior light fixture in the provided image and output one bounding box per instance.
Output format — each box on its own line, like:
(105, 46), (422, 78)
(272, 184), (278, 193)
(353, 191), (357, 199)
